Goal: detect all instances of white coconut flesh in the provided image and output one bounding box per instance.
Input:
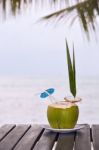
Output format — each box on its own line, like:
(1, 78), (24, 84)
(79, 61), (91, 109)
(49, 102), (77, 109)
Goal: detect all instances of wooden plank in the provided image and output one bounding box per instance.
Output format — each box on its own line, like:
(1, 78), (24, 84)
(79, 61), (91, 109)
(74, 124), (91, 150)
(0, 124), (30, 150)
(0, 124), (15, 141)
(14, 125), (44, 150)
(92, 125), (99, 150)
(33, 130), (58, 150)
(55, 132), (75, 150)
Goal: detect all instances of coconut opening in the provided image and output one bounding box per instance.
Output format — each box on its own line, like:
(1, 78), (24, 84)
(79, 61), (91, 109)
(49, 102), (77, 109)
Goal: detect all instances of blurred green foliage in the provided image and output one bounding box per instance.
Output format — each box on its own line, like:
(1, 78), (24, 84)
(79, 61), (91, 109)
(0, 0), (99, 36)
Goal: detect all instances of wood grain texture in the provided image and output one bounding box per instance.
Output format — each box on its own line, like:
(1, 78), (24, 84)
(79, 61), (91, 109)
(92, 125), (99, 150)
(33, 130), (58, 150)
(0, 124), (30, 150)
(55, 132), (75, 150)
(0, 124), (98, 150)
(74, 124), (91, 150)
(14, 125), (44, 150)
(0, 124), (15, 141)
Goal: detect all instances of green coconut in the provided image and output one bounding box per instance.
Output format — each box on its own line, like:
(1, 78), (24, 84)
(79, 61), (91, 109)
(47, 102), (79, 129)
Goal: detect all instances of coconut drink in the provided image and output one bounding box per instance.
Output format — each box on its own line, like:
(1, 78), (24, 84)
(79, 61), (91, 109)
(39, 40), (81, 129)
(47, 40), (81, 129)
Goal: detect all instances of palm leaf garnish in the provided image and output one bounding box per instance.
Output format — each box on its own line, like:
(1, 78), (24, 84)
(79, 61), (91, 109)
(66, 40), (76, 98)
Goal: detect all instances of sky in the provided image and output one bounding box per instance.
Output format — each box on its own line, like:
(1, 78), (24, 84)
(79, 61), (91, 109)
(0, 5), (99, 79)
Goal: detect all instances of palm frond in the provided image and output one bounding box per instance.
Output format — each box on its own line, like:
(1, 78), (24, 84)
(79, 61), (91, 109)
(41, 0), (99, 35)
(0, 0), (99, 36)
(0, 0), (32, 17)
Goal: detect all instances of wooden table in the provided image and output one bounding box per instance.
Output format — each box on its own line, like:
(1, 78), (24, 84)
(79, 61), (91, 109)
(0, 124), (98, 150)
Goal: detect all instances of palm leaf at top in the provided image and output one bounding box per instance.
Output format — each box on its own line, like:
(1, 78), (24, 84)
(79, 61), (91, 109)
(41, 0), (99, 35)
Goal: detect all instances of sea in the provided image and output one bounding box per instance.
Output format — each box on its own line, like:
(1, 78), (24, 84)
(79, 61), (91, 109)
(0, 76), (99, 126)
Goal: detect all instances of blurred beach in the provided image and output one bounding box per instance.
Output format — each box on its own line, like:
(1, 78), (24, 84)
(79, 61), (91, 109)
(0, 76), (99, 126)
(0, 0), (99, 127)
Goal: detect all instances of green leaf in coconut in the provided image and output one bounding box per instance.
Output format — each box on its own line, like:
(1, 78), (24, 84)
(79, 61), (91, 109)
(47, 40), (80, 129)
(65, 40), (76, 98)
